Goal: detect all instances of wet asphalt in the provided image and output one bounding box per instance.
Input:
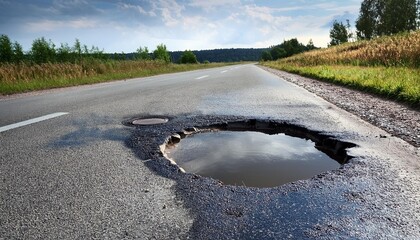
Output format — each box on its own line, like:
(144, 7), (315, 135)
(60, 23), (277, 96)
(1, 64), (419, 239)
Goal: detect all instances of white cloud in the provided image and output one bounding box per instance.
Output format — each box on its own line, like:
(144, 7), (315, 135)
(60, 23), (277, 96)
(150, 0), (185, 27)
(181, 15), (214, 30)
(25, 18), (97, 32)
(68, 18), (96, 28)
(243, 5), (291, 26)
(3, 0), (364, 52)
(188, 0), (240, 11)
(158, 0), (185, 16)
(161, 8), (179, 26)
(226, 12), (242, 24)
(119, 3), (148, 15)
(314, 2), (360, 13)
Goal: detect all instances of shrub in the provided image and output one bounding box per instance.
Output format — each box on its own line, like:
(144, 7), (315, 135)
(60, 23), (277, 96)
(179, 50), (198, 64)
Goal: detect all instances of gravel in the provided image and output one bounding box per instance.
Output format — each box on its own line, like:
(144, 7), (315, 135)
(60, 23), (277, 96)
(259, 66), (420, 148)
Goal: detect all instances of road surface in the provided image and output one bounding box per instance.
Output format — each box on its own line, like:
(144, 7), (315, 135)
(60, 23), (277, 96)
(1, 64), (419, 239)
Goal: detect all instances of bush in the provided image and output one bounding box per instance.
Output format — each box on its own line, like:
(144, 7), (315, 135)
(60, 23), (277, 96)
(0, 35), (13, 62)
(179, 50), (198, 64)
(153, 44), (171, 63)
(31, 37), (56, 64)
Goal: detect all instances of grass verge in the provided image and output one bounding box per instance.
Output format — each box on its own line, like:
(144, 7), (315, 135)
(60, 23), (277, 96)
(0, 60), (236, 95)
(261, 31), (420, 107)
(262, 63), (419, 105)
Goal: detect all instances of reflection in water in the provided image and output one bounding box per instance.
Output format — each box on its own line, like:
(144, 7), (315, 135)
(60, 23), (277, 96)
(166, 131), (340, 188)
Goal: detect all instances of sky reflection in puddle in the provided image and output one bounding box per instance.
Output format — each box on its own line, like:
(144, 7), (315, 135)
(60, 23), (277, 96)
(166, 131), (340, 188)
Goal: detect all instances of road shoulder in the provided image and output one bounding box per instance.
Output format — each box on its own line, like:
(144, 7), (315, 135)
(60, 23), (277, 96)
(260, 66), (420, 148)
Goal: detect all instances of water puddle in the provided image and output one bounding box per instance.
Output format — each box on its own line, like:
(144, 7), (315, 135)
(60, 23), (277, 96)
(164, 120), (356, 188)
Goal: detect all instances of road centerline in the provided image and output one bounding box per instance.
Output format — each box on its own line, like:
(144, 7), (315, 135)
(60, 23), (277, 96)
(195, 75), (209, 80)
(0, 112), (69, 133)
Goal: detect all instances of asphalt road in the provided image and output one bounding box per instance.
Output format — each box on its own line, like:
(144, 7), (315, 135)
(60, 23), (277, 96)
(1, 64), (419, 239)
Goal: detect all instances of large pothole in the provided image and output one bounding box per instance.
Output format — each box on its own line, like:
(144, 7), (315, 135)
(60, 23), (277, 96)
(163, 119), (356, 188)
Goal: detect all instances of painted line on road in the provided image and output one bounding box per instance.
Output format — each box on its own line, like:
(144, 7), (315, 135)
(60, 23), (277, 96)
(221, 70), (228, 73)
(0, 112), (69, 133)
(195, 75), (209, 80)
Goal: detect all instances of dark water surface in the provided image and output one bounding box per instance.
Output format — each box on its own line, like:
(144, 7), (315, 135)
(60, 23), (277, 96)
(166, 131), (341, 188)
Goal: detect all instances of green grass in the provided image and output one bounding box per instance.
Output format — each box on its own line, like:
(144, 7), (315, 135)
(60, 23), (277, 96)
(261, 31), (420, 107)
(262, 63), (420, 105)
(0, 60), (236, 95)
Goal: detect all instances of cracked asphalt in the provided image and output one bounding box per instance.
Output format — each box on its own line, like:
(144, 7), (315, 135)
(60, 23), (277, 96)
(1, 64), (419, 239)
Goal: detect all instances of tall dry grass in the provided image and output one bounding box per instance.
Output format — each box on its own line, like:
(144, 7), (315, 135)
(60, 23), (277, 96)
(281, 31), (420, 68)
(262, 31), (420, 106)
(0, 60), (167, 83)
(0, 60), (231, 94)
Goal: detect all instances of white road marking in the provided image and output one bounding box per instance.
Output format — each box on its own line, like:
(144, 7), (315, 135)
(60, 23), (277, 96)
(0, 112), (69, 133)
(221, 70), (228, 73)
(195, 75), (209, 80)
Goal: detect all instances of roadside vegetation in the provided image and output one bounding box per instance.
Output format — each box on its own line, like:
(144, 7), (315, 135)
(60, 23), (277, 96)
(261, 0), (420, 106)
(262, 31), (420, 106)
(170, 48), (264, 63)
(0, 60), (233, 95)
(0, 35), (231, 95)
(260, 38), (317, 61)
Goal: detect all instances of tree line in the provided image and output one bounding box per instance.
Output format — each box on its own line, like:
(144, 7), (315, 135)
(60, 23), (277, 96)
(170, 48), (266, 63)
(329, 0), (419, 46)
(0, 35), (109, 64)
(0, 34), (198, 64)
(260, 38), (317, 61)
(2, 34), (269, 64)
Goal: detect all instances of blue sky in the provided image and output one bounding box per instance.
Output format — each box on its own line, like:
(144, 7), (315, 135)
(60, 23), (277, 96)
(0, 0), (362, 52)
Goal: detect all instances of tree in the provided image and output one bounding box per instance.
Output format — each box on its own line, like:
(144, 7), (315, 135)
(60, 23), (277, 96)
(356, 0), (380, 39)
(82, 44), (89, 55)
(270, 46), (287, 60)
(345, 19), (355, 42)
(179, 50), (198, 63)
(263, 38), (315, 60)
(381, 0), (417, 35)
(31, 37), (56, 63)
(260, 50), (272, 61)
(136, 46), (151, 60)
(418, 0), (420, 29)
(12, 41), (24, 63)
(329, 20), (349, 46)
(357, 0), (387, 37)
(153, 44), (171, 63)
(356, 0), (418, 39)
(57, 43), (72, 62)
(281, 38), (304, 57)
(0, 34), (13, 62)
(73, 38), (82, 59)
(306, 39), (316, 51)
(89, 46), (106, 60)
(417, 0), (420, 29)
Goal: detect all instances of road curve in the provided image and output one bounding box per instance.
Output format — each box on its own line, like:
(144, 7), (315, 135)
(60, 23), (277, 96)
(1, 64), (419, 239)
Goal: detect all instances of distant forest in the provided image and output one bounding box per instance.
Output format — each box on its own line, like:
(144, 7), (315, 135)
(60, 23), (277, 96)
(170, 48), (267, 63)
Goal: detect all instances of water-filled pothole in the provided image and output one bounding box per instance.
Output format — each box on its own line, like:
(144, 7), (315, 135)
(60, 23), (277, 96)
(164, 120), (356, 188)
